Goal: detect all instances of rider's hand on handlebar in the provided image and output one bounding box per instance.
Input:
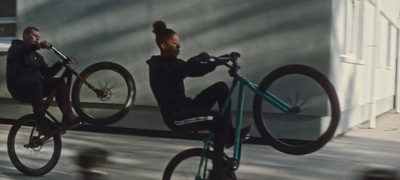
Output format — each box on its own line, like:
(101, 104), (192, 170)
(37, 41), (52, 50)
(219, 52), (241, 60)
(198, 52), (211, 63)
(215, 52), (241, 65)
(229, 52), (241, 59)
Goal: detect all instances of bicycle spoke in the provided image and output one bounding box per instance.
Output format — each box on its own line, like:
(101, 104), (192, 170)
(8, 115), (62, 175)
(72, 62), (135, 125)
(253, 65), (340, 155)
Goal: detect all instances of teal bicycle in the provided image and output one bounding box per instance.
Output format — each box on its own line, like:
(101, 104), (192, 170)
(162, 52), (340, 179)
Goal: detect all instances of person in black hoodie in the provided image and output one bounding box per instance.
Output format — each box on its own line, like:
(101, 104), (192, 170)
(6, 26), (77, 137)
(147, 21), (251, 180)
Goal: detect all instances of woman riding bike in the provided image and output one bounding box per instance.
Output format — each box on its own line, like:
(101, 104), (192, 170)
(147, 21), (251, 180)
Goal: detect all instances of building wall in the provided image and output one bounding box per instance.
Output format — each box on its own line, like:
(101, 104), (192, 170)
(6, 0), (398, 136)
(0, 0), (332, 107)
(331, 0), (400, 133)
(0, 0), (336, 135)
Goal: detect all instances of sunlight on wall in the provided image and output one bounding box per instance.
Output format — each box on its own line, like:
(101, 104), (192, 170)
(1, 0), (331, 111)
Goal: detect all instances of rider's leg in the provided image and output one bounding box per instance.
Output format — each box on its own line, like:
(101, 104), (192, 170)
(43, 78), (74, 120)
(170, 110), (230, 179)
(192, 81), (232, 120)
(23, 79), (56, 136)
(192, 81), (251, 148)
(210, 116), (231, 178)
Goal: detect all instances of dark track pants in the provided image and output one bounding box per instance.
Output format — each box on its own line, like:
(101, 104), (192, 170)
(17, 77), (71, 132)
(169, 82), (233, 171)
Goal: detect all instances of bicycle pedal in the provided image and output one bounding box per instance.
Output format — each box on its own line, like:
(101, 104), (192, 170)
(80, 121), (91, 126)
(68, 121), (84, 130)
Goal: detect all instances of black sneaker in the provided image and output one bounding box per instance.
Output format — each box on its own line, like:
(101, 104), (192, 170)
(67, 115), (82, 129)
(225, 126), (253, 149)
(41, 126), (60, 137)
(208, 170), (232, 180)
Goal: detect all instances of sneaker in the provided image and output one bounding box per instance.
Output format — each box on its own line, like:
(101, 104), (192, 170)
(41, 126), (60, 137)
(67, 115), (82, 129)
(225, 126), (253, 149)
(208, 170), (233, 180)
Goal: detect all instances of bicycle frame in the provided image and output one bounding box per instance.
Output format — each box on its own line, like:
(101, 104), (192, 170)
(197, 70), (296, 178)
(43, 47), (106, 127)
(52, 47), (107, 98)
(43, 63), (73, 125)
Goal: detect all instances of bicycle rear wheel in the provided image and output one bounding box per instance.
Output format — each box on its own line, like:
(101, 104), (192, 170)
(72, 62), (136, 125)
(253, 65), (340, 155)
(7, 114), (62, 176)
(162, 148), (237, 180)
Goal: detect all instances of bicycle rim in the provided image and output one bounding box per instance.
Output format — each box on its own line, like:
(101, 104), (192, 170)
(7, 115), (62, 176)
(72, 62), (135, 125)
(253, 65), (340, 155)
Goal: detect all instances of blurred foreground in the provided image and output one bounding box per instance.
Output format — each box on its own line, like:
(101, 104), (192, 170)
(0, 111), (399, 180)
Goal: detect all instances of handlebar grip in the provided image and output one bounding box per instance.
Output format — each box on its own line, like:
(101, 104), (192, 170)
(217, 57), (231, 61)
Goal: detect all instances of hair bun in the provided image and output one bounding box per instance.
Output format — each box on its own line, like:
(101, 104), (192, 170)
(152, 21), (167, 35)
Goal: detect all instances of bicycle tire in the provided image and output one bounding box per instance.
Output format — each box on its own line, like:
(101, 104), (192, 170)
(7, 114), (62, 176)
(162, 148), (237, 180)
(253, 65), (340, 155)
(71, 62), (136, 125)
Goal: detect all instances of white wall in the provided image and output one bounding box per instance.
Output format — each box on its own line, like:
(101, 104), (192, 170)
(1, 0), (399, 134)
(0, 0), (340, 136)
(331, 0), (400, 132)
(0, 0), (333, 112)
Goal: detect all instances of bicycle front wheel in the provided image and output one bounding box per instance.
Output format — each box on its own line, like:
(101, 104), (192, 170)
(162, 148), (237, 180)
(7, 114), (62, 176)
(72, 62), (136, 125)
(253, 65), (340, 155)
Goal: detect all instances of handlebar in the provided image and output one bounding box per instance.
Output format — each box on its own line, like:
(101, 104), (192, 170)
(51, 46), (68, 62)
(210, 52), (240, 61)
(211, 52), (241, 76)
(212, 56), (232, 61)
(51, 45), (76, 67)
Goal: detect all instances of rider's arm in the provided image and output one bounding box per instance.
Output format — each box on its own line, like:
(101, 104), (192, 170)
(13, 41), (39, 58)
(42, 61), (63, 77)
(185, 52), (218, 77)
(8, 40), (39, 66)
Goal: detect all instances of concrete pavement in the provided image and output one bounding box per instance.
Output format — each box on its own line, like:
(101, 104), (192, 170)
(0, 110), (399, 179)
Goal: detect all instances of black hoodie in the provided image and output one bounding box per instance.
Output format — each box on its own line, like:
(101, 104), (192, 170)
(6, 39), (62, 100)
(147, 54), (218, 126)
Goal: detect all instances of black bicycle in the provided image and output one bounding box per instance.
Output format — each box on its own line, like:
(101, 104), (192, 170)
(7, 46), (136, 176)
